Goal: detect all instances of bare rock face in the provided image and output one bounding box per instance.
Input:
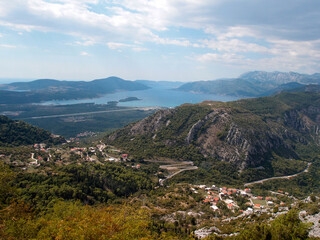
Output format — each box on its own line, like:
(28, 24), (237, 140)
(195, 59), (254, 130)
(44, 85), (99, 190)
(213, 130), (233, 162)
(108, 109), (173, 141)
(129, 109), (173, 135)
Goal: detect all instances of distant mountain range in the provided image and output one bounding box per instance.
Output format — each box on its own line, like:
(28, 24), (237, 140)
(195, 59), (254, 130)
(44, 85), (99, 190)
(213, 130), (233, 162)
(177, 71), (320, 97)
(1, 71), (320, 104)
(0, 77), (149, 104)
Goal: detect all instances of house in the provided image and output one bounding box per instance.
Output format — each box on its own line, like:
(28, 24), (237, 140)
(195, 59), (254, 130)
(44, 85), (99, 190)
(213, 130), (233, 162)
(254, 204), (262, 209)
(267, 201), (274, 206)
(240, 191), (247, 196)
(210, 205), (219, 211)
(227, 203), (237, 210)
(225, 199), (234, 204)
(244, 188), (251, 193)
(39, 143), (46, 149)
(244, 207), (253, 215)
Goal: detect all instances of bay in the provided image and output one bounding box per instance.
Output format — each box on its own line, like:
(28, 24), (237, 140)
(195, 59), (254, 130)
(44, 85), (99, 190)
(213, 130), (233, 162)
(40, 88), (240, 108)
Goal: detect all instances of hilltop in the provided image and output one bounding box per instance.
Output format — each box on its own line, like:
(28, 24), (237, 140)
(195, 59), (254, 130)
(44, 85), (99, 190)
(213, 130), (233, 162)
(0, 115), (65, 146)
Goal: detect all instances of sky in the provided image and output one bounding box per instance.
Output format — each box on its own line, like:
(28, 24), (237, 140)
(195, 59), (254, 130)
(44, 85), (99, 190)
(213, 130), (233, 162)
(0, 0), (320, 82)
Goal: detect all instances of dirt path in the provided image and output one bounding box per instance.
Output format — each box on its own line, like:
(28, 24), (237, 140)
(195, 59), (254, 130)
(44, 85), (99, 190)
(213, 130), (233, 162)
(244, 162), (312, 187)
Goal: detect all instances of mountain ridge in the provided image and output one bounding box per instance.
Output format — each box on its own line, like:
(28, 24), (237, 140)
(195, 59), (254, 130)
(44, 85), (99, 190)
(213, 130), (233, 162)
(106, 89), (320, 178)
(177, 71), (320, 97)
(0, 77), (149, 104)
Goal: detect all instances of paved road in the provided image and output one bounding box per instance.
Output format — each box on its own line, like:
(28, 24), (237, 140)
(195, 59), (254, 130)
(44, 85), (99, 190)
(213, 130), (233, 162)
(21, 107), (161, 120)
(158, 161), (198, 185)
(244, 162), (312, 187)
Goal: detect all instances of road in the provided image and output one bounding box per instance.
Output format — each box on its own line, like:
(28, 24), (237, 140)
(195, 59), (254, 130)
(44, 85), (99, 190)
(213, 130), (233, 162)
(159, 161), (198, 185)
(244, 162), (312, 187)
(21, 107), (161, 120)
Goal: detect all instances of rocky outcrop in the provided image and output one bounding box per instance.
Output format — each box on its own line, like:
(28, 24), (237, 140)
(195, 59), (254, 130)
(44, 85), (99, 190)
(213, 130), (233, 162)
(108, 109), (173, 141)
(185, 111), (215, 144)
(129, 109), (173, 135)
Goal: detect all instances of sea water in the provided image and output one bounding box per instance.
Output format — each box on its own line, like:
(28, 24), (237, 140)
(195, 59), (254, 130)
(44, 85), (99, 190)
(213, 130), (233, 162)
(40, 87), (240, 108)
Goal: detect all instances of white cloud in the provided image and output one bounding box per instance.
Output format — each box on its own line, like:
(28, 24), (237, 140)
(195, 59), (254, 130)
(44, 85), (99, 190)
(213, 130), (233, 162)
(196, 38), (320, 73)
(80, 51), (90, 56)
(107, 42), (148, 52)
(1, 0), (320, 76)
(0, 44), (16, 48)
(202, 38), (269, 54)
(196, 53), (245, 64)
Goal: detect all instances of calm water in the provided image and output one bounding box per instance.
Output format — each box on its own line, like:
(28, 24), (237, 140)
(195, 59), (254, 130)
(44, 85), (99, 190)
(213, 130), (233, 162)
(41, 88), (240, 108)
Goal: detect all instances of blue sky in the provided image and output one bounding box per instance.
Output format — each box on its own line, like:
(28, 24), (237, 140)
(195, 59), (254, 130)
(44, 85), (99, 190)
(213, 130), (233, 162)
(0, 0), (320, 82)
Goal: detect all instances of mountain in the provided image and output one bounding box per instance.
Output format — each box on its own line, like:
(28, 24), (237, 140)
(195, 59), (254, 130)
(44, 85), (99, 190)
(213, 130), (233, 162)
(240, 71), (320, 84)
(106, 89), (320, 178)
(177, 71), (320, 97)
(0, 77), (149, 104)
(177, 78), (266, 97)
(0, 115), (65, 146)
(135, 80), (185, 89)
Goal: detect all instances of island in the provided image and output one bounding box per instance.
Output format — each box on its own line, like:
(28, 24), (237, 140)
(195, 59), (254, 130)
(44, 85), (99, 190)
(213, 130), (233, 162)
(118, 97), (141, 102)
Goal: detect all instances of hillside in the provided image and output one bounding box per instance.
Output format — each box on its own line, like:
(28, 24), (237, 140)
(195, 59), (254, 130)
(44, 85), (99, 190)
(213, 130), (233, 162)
(106, 90), (320, 182)
(177, 71), (320, 97)
(0, 77), (149, 104)
(0, 115), (65, 146)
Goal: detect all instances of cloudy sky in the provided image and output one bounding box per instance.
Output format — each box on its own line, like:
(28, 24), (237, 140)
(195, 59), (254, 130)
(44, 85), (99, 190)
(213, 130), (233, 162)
(0, 0), (319, 81)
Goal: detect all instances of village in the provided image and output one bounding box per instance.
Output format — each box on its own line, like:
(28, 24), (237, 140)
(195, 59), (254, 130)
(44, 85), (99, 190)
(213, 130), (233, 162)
(196, 184), (289, 214)
(1, 141), (319, 239)
(0, 140), (142, 170)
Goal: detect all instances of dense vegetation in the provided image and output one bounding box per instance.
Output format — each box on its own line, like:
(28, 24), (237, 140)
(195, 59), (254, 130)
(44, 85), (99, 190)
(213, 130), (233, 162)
(0, 115), (64, 146)
(1, 160), (318, 239)
(15, 163), (154, 209)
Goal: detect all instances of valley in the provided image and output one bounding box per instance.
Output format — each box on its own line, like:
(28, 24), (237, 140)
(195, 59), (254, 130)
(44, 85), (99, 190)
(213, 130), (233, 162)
(0, 77), (319, 239)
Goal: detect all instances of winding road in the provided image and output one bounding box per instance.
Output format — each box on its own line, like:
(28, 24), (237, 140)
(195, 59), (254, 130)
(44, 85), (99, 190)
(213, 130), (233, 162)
(244, 162), (312, 187)
(158, 161), (198, 185)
